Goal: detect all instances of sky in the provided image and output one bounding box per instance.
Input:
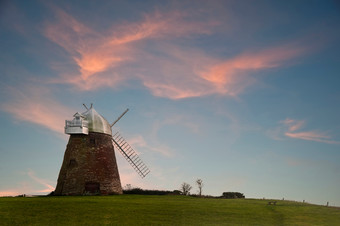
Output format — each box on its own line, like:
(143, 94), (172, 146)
(0, 0), (340, 206)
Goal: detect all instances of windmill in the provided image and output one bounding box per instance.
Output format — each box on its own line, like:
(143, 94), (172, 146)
(54, 104), (150, 195)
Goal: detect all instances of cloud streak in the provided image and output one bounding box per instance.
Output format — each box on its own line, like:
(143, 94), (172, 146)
(0, 169), (54, 197)
(0, 86), (73, 134)
(276, 118), (340, 144)
(27, 169), (55, 193)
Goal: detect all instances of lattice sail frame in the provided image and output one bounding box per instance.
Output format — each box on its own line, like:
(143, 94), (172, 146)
(112, 132), (150, 178)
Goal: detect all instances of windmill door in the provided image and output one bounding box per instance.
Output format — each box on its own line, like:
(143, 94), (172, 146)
(85, 182), (100, 194)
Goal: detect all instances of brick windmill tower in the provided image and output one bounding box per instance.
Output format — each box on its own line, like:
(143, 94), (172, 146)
(54, 104), (150, 195)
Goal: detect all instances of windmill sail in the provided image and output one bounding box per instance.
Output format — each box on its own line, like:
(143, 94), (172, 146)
(112, 132), (150, 178)
(111, 109), (129, 127)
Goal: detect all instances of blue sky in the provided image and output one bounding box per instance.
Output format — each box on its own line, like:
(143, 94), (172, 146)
(1, 0), (340, 206)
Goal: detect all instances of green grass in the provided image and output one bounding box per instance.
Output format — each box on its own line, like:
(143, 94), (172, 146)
(0, 195), (339, 225)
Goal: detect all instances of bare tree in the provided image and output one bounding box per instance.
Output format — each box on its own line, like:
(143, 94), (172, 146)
(196, 179), (203, 196)
(180, 182), (192, 195)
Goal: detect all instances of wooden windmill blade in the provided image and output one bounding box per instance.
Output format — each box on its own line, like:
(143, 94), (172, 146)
(112, 132), (150, 178)
(111, 109), (150, 178)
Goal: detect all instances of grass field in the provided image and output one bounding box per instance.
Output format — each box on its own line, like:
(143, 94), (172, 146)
(1, 195), (339, 225)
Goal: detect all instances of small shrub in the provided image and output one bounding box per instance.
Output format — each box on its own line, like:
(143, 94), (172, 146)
(222, 192), (245, 199)
(172, 190), (182, 195)
(123, 188), (174, 195)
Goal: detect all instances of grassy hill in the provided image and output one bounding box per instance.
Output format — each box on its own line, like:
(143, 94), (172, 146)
(1, 195), (339, 225)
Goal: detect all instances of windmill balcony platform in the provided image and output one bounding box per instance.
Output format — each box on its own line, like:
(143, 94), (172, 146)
(65, 120), (89, 135)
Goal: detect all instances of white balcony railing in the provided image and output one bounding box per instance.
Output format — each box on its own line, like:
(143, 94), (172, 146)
(65, 119), (88, 128)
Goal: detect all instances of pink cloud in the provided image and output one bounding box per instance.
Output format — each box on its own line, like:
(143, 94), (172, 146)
(139, 44), (305, 99)
(108, 10), (216, 43)
(199, 46), (304, 96)
(275, 118), (340, 144)
(142, 82), (208, 100)
(135, 45), (215, 99)
(280, 118), (305, 132)
(44, 8), (130, 87)
(1, 86), (74, 134)
(285, 131), (339, 144)
(44, 8), (216, 92)
(43, 7), (307, 100)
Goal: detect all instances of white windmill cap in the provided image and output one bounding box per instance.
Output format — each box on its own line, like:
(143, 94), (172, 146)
(82, 106), (112, 135)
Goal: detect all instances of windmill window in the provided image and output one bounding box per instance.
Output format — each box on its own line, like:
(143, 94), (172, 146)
(69, 159), (77, 167)
(90, 138), (96, 145)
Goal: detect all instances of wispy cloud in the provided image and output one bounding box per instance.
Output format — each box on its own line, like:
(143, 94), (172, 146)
(117, 153), (181, 191)
(0, 190), (23, 197)
(27, 169), (55, 193)
(141, 44), (305, 99)
(285, 131), (339, 144)
(0, 169), (54, 196)
(44, 8), (126, 89)
(120, 134), (173, 157)
(281, 118), (305, 132)
(44, 7), (306, 100)
(44, 8), (216, 92)
(0, 86), (73, 134)
(199, 46), (304, 96)
(116, 113), (203, 158)
(271, 118), (340, 144)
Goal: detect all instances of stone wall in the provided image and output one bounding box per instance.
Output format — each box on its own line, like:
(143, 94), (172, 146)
(55, 132), (123, 195)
